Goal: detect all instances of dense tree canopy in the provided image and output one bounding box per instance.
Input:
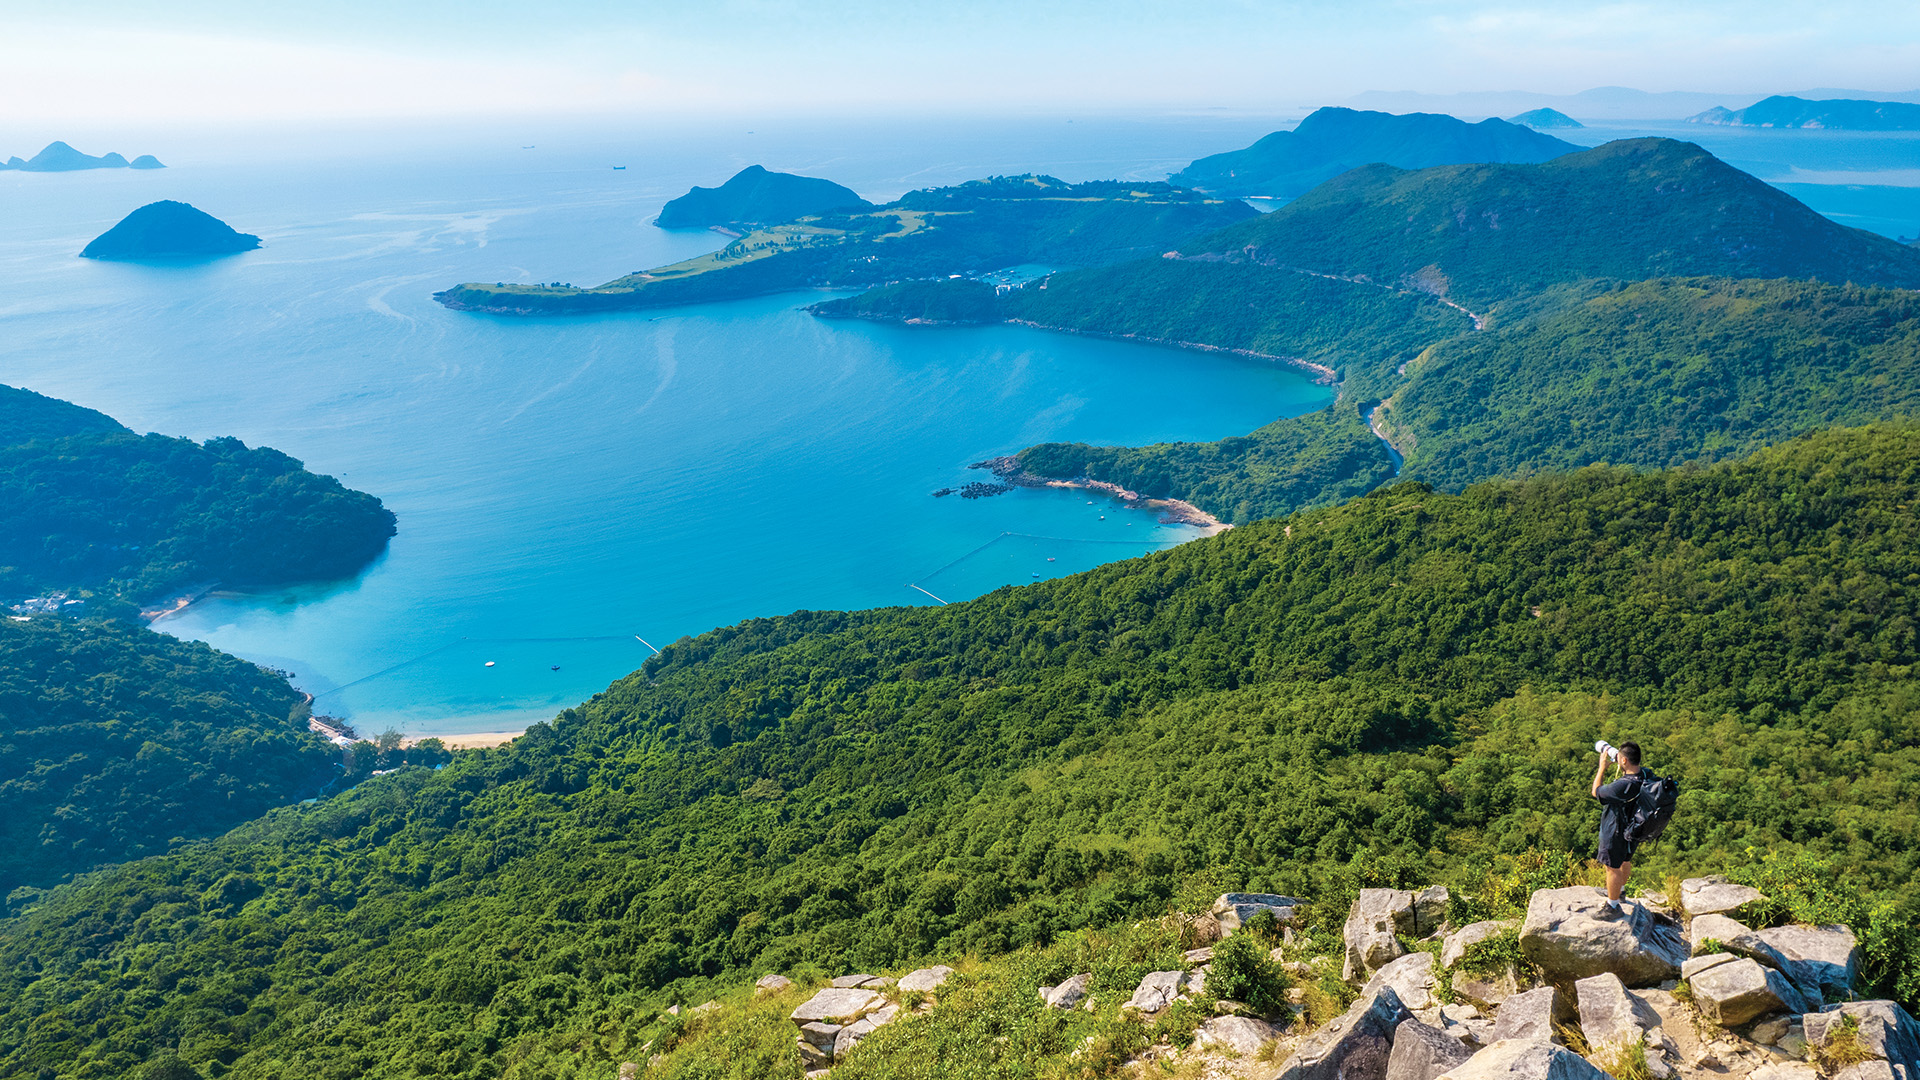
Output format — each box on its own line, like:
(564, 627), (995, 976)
(4, 426), (1919, 1080)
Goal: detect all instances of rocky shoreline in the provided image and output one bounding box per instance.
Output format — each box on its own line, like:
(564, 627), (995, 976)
(969, 455), (1229, 533)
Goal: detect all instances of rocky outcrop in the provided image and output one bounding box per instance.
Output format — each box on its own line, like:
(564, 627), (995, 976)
(1216, 893), (1304, 933)
(1519, 887), (1686, 986)
(1804, 1001), (1920, 1073)
(1347, 890), (1417, 981)
(1433, 1039), (1613, 1080)
(1443, 921), (1519, 969)
(756, 973), (794, 994)
(1197, 1015), (1284, 1056)
(830, 973), (894, 989)
(1751, 925), (1859, 1002)
(1488, 985), (1567, 1044)
(896, 966), (954, 994)
(1365, 952), (1444, 1015)
(790, 986), (893, 1069)
(1039, 973), (1091, 1009)
(1126, 969), (1204, 1013)
(1269, 984), (1413, 1080)
(1680, 876), (1765, 919)
(1686, 956), (1810, 1027)
(1387, 1019), (1475, 1080)
(1574, 972), (1659, 1050)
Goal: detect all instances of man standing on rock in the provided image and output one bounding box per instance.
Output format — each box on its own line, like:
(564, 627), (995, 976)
(1591, 740), (1643, 916)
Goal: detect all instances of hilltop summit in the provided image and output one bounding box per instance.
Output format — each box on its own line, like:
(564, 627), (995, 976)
(656, 164), (871, 229)
(80, 200), (261, 260)
(1171, 106), (1580, 197)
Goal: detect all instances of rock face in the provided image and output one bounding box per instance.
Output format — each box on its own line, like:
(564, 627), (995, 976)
(1387, 1019), (1475, 1080)
(80, 201), (262, 260)
(1519, 887), (1687, 986)
(1215, 893), (1305, 933)
(1688, 912), (1754, 951)
(1269, 984), (1412, 1080)
(1365, 952), (1443, 1014)
(656, 164), (871, 228)
(1433, 1039), (1614, 1080)
(1751, 924), (1860, 1002)
(1126, 969), (1202, 1013)
(1488, 985), (1566, 1044)
(790, 987), (886, 1024)
(1039, 972), (1091, 1009)
(1804, 1001), (1920, 1073)
(1443, 920), (1519, 969)
(1197, 1015), (1284, 1056)
(1680, 876), (1764, 918)
(1686, 956), (1809, 1027)
(895, 966), (954, 994)
(1346, 889), (1417, 981)
(790, 985), (897, 1068)
(1574, 972), (1659, 1050)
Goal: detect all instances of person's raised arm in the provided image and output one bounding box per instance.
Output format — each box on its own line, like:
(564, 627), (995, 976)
(1591, 750), (1613, 798)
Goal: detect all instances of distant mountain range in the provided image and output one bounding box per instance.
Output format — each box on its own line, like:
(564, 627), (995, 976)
(1170, 107), (1579, 197)
(1687, 95), (1920, 130)
(0, 141), (164, 172)
(655, 165), (870, 229)
(1347, 85), (1920, 120)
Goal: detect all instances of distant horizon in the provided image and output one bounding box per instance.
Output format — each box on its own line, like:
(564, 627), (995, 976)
(7, 1), (1920, 123)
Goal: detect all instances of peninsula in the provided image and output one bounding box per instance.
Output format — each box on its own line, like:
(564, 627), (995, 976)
(656, 164), (871, 229)
(80, 200), (261, 260)
(1687, 94), (1920, 130)
(1170, 105), (1581, 197)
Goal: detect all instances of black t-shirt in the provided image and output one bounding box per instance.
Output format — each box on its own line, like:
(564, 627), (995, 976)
(1596, 773), (1643, 845)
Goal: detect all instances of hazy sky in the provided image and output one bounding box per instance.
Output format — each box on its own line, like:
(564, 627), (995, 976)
(6, 0), (1919, 123)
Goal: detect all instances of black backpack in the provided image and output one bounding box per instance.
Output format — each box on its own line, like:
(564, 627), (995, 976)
(1624, 769), (1679, 844)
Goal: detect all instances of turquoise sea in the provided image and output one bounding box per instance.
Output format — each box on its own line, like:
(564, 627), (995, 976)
(2, 115), (1915, 737)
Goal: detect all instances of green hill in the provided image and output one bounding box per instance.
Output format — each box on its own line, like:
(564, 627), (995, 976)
(435, 176), (1256, 315)
(1688, 94), (1920, 130)
(1189, 137), (1920, 311)
(0, 383), (396, 606)
(1507, 107), (1583, 129)
(2, 425), (1919, 1079)
(80, 201), (260, 260)
(1171, 106), (1580, 197)
(0, 616), (330, 896)
(656, 165), (871, 229)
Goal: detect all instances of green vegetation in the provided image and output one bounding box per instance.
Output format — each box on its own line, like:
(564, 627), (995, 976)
(1172, 105), (1579, 198)
(1688, 95), (1920, 131)
(655, 165), (872, 229)
(6, 425), (1920, 1078)
(0, 383), (396, 605)
(0, 615), (323, 896)
(435, 176), (1255, 315)
(1192, 138), (1920, 310)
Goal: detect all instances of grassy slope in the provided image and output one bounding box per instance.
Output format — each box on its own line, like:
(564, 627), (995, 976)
(4, 426), (1920, 1078)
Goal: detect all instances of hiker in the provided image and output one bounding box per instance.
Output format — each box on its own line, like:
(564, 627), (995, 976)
(1591, 740), (1644, 916)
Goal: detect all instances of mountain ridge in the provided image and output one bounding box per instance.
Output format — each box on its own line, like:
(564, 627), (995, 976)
(656, 164), (872, 229)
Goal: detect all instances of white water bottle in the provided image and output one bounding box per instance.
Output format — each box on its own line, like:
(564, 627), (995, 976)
(1595, 740), (1618, 761)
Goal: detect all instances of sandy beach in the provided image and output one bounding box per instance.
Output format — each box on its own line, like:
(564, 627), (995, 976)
(418, 730), (524, 750)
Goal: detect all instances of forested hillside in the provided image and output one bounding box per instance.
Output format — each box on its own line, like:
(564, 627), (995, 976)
(5, 426), (1919, 1080)
(0, 616), (328, 896)
(0, 383), (397, 605)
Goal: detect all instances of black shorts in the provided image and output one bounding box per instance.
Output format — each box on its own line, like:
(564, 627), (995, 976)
(1597, 834), (1637, 868)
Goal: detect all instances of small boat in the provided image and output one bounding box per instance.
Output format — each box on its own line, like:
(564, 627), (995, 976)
(1047, 557), (1056, 562)
(613, 165), (627, 170)
(550, 665), (561, 671)
(1032, 572), (1041, 578)
(484, 661), (496, 667)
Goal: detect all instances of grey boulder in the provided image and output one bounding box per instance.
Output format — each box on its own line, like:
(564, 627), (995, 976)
(1413, 886), (1451, 937)
(1752, 924), (1860, 1001)
(1346, 889), (1416, 981)
(1805, 1001), (1920, 1072)
(1680, 876), (1764, 919)
(1442, 920), (1519, 969)
(1365, 952), (1444, 1014)
(1488, 985), (1568, 1044)
(1126, 969), (1201, 1013)
(1573, 971), (1659, 1050)
(1268, 984), (1413, 1080)
(1687, 956), (1810, 1027)
(1387, 1019), (1474, 1080)
(1519, 887), (1686, 987)
(1215, 893), (1305, 933)
(831, 973), (893, 989)
(1432, 1039), (1612, 1080)
(1196, 1015), (1284, 1056)
(755, 973), (794, 994)
(790, 987), (885, 1024)
(1040, 972), (1091, 1010)
(832, 1003), (899, 1059)
(896, 965), (955, 994)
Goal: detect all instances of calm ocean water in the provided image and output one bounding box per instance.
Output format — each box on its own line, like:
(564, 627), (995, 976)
(1, 115), (1914, 736)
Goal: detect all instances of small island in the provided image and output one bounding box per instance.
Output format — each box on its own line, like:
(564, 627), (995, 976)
(1507, 107), (1583, 129)
(0, 141), (164, 171)
(656, 164), (871, 229)
(80, 200), (261, 260)
(1687, 95), (1920, 130)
